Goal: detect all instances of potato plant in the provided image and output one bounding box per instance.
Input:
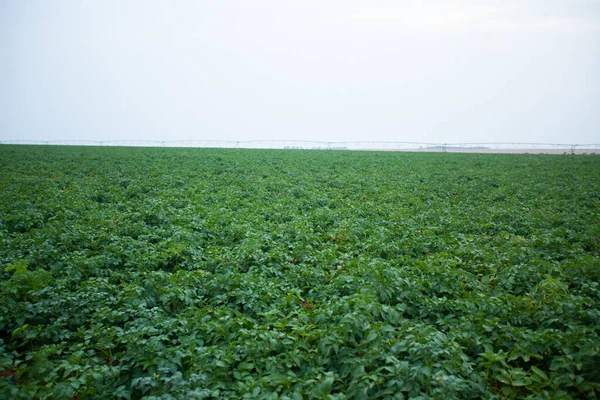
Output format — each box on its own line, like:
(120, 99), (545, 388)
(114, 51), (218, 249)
(0, 145), (599, 399)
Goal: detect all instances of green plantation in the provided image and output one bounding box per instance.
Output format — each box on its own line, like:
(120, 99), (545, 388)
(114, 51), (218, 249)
(0, 145), (599, 399)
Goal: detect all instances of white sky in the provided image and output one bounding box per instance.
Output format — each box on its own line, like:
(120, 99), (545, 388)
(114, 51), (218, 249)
(1, 0), (599, 144)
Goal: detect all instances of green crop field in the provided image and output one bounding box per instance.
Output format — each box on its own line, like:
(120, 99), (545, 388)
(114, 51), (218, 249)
(1, 145), (599, 399)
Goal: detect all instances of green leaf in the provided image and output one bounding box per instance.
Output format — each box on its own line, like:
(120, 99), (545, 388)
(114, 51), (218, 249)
(312, 375), (335, 397)
(530, 366), (548, 380)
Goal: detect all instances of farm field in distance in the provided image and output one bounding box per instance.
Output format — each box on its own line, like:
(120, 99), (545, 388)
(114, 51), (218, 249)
(0, 145), (599, 399)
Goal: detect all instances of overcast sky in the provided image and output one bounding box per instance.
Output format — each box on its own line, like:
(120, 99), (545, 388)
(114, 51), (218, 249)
(1, 1), (598, 144)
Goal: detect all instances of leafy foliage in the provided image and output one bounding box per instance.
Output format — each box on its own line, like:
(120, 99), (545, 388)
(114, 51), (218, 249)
(1, 145), (599, 399)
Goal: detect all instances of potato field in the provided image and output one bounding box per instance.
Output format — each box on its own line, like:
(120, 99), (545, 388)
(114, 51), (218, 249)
(0, 145), (599, 399)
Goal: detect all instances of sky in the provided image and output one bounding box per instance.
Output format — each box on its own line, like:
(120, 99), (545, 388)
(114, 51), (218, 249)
(1, 0), (599, 145)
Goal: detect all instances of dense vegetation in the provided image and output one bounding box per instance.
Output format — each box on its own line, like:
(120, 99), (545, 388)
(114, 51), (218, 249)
(0, 145), (599, 399)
